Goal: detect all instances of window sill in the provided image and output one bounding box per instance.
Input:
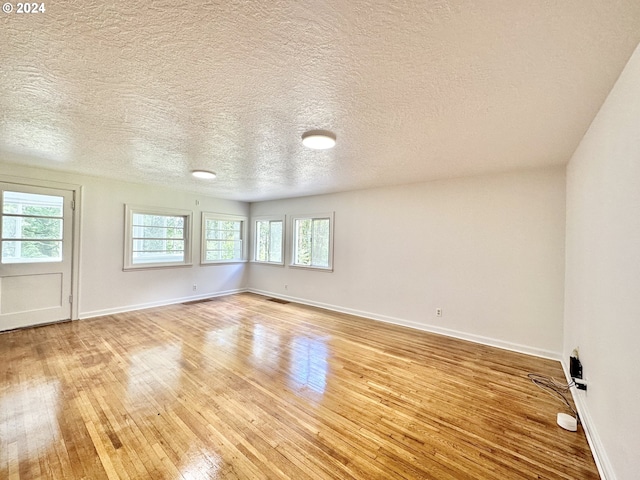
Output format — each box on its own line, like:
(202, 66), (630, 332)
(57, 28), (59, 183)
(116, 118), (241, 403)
(288, 264), (333, 272)
(123, 262), (193, 271)
(201, 260), (248, 265)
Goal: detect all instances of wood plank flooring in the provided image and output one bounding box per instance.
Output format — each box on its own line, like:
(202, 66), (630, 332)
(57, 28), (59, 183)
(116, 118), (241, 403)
(1, 293), (599, 479)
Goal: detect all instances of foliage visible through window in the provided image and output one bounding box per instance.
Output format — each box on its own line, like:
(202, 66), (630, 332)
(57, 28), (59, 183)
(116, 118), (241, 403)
(202, 213), (246, 263)
(124, 206), (191, 269)
(1, 191), (63, 264)
(131, 213), (186, 264)
(255, 219), (283, 264)
(292, 215), (332, 269)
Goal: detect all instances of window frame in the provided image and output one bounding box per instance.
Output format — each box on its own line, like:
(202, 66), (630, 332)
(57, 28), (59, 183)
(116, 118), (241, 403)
(289, 212), (334, 272)
(124, 205), (193, 270)
(1, 190), (65, 264)
(252, 215), (285, 266)
(201, 212), (248, 265)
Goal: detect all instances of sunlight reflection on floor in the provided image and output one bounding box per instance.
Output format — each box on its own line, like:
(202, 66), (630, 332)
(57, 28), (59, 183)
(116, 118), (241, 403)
(0, 380), (61, 461)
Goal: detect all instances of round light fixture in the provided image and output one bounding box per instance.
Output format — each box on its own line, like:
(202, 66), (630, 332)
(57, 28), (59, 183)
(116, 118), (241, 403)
(191, 170), (217, 180)
(302, 130), (336, 150)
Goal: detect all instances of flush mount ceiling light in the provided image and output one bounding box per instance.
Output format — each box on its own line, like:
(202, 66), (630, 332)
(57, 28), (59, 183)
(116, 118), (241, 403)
(191, 170), (217, 179)
(302, 130), (336, 150)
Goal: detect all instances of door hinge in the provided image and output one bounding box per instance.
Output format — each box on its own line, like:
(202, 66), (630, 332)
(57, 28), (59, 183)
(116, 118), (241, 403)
(71, 200), (75, 210)
(69, 295), (73, 304)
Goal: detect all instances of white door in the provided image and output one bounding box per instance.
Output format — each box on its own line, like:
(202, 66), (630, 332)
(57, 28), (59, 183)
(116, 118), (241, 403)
(0, 183), (74, 331)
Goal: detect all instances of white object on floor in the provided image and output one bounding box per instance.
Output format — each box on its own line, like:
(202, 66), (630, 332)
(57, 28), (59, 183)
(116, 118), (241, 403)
(557, 413), (577, 431)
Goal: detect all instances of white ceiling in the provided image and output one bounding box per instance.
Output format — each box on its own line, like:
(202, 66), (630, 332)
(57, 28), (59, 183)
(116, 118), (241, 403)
(1, 1), (640, 202)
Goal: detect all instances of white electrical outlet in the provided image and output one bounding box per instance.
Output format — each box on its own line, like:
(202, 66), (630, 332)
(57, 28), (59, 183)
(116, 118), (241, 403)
(436, 308), (442, 317)
(193, 284), (197, 291)
(284, 284), (288, 290)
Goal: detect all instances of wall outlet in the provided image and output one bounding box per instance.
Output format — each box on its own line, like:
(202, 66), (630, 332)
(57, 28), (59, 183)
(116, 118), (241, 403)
(192, 284), (197, 291)
(284, 284), (288, 290)
(436, 308), (442, 317)
(575, 379), (588, 391)
(570, 356), (582, 379)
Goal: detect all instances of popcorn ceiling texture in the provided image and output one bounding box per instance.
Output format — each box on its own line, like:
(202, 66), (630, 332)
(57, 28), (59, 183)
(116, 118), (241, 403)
(1, 1), (640, 201)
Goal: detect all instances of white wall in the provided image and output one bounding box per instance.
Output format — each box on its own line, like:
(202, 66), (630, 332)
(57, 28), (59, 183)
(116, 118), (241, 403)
(564, 43), (640, 480)
(250, 167), (566, 358)
(0, 163), (249, 318)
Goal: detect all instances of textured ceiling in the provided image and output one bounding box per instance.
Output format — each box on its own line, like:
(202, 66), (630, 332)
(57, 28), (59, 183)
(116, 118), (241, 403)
(1, 1), (640, 202)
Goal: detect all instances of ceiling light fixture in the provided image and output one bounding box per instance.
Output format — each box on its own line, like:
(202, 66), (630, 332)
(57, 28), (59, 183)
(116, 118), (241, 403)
(302, 130), (336, 150)
(191, 170), (217, 179)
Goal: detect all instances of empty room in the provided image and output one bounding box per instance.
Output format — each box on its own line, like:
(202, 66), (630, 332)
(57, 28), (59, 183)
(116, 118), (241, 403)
(1, 1), (639, 479)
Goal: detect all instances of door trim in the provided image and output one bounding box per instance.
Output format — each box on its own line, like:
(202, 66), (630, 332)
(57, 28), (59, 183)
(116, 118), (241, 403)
(0, 174), (82, 321)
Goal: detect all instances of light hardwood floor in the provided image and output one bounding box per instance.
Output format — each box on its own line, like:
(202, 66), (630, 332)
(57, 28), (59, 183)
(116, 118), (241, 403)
(1, 293), (598, 479)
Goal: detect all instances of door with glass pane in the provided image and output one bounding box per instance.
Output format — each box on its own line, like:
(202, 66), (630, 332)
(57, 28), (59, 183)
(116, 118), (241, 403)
(0, 183), (74, 331)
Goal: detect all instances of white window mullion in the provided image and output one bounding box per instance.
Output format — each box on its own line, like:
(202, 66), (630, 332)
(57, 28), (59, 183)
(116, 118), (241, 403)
(290, 212), (334, 271)
(252, 215), (284, 265)
(124, 205), (192, 270)
(201, 212), (247, 264)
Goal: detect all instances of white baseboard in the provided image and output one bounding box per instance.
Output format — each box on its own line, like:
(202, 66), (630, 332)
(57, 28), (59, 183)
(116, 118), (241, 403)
(248, 288), (561, 361)
(79, 288), (248, 320)
(561, 361), (612, 480)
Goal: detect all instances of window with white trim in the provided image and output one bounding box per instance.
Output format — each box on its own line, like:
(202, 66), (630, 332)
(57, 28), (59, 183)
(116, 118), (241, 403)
(253, 216), (284, 265)
(201, 213), (247, 263)
(124, 205), (192, 269)
(291, 213), (334, 270)
(1, 191), (64, 264)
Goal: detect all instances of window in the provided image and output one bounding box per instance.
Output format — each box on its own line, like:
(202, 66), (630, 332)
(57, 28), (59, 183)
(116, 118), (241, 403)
(291, 213), (334, 270)
(124, 205), (192, 269)
(253, 216), (284, 264)
(201, 213), (247, 263)
(1, 191), (64, 264)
